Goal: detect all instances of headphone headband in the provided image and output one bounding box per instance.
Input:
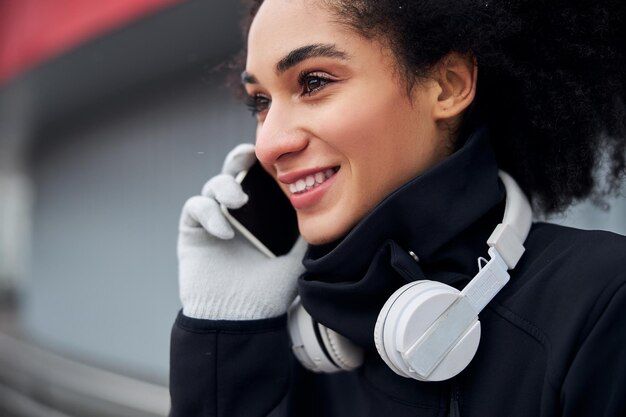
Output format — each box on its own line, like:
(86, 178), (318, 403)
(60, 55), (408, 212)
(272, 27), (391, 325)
(487, 171), (533, 269)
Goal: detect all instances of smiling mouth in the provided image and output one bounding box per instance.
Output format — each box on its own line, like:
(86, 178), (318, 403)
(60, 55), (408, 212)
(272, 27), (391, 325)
(288, 167), (339, 194)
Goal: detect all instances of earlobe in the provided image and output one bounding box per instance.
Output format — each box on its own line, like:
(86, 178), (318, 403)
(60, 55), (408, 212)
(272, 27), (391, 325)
(432, 53), (477, 122)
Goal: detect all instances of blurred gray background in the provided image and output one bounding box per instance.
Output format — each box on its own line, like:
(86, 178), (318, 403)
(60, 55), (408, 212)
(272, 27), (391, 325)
(0, 1), (624, 416)
(0, 1), (255, 415)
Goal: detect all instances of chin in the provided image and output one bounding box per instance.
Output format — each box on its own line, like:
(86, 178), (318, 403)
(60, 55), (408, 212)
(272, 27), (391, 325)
(298, 217), (351, 246)
(301, 232), (335, 246)
(299, 226), (337, 245)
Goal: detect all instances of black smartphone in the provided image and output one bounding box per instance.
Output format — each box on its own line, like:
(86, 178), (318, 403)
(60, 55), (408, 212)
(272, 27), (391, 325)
(221, 161), (300, 257)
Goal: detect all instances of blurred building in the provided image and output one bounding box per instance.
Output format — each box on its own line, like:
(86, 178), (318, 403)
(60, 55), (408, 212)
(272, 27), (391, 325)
(0, 1), (255, 415)
(0, 1), (625, 416)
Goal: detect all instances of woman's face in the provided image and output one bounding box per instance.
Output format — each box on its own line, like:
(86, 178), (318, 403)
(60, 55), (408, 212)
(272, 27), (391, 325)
(244, 0), (450, 245)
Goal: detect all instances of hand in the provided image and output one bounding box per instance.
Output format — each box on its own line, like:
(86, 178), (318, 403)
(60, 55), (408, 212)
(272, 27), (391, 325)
(177, 144), (307, 320)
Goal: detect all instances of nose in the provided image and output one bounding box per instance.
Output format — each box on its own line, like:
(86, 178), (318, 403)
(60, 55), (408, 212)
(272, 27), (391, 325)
(254, 101), (309, 167)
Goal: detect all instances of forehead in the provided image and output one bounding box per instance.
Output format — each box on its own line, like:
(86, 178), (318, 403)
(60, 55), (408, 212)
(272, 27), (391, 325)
(246, 0), (351, 67)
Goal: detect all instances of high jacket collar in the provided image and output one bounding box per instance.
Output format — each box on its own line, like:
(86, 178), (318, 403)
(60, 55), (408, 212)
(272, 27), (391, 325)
(304, 128), (505, 276)
(298, 129), (507, 346)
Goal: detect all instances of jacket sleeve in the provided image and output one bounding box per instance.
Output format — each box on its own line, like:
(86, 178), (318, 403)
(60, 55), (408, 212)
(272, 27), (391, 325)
(169, 310), (293, 417)
(560, 280), (626, 417)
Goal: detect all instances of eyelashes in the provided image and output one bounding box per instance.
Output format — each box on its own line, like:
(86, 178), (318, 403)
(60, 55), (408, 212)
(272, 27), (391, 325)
(245, 94), (270, 117)
(298, 71), (332, 96)
(245, 71), (335, 117)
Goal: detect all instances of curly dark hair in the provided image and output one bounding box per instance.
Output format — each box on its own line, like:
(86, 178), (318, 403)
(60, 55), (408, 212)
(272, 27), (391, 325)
(238, 0), (626, 214)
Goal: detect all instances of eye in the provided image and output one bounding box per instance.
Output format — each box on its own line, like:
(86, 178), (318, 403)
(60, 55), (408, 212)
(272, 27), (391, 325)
(298, 71), (332, 96)
(245, 94), (271, 118)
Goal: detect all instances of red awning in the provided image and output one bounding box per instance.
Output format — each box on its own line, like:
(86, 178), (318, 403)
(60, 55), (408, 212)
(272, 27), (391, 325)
(0, 0), (183, 86)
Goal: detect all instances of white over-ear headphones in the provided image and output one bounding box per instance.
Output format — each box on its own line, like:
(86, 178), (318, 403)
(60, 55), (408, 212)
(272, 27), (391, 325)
(288, 171), (532, 381)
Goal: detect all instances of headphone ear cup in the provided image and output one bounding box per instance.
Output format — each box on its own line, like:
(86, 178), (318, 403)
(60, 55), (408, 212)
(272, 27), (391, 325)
(288, 297), (363, 373)
(318, 325), (364, 371)
(374, 280), (481, 381)
(374, 280), (431, 377)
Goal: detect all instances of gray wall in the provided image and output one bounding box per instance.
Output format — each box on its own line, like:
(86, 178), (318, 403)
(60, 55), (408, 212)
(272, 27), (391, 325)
(0, 0), (250, 384)
(26, 77), (255, 381)
(553, 193), (626, 235)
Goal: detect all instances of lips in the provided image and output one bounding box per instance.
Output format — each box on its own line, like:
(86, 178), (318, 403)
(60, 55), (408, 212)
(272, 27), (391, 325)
(277, 166), (340, 210)
(288, 168), (336, 194)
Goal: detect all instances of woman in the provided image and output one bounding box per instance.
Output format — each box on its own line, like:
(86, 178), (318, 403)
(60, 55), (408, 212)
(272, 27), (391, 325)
(170, 0), (626, 416)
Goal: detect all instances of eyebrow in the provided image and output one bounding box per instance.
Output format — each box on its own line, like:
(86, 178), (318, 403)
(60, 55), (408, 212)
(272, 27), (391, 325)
(241, 71), (258, 85)
(276, 43), (348, 74)
(241, 43), (349, 85)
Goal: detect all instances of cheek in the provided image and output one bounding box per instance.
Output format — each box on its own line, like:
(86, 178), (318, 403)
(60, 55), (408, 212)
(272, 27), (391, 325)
(314, 93), (391, 153)
(316, 93), (421, 176)
(315, 92), (438, 213)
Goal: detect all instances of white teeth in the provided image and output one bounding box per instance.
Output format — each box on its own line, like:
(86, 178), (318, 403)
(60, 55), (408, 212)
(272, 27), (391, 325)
(288, 181), (305, 194)
(289, 168), (337, 194)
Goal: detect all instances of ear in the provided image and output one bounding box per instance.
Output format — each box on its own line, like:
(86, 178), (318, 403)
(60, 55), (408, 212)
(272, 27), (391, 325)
(431, 52), (477, 123)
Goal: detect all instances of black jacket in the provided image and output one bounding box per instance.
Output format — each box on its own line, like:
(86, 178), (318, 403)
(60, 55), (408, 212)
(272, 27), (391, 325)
(170, 130), (626, 417)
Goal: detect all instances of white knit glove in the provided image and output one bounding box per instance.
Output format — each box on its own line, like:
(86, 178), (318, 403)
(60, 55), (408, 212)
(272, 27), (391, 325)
(177, 144), (307, 320)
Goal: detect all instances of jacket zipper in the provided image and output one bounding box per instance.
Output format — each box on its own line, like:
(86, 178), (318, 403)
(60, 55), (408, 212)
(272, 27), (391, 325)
(449, 383), (461, 417)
